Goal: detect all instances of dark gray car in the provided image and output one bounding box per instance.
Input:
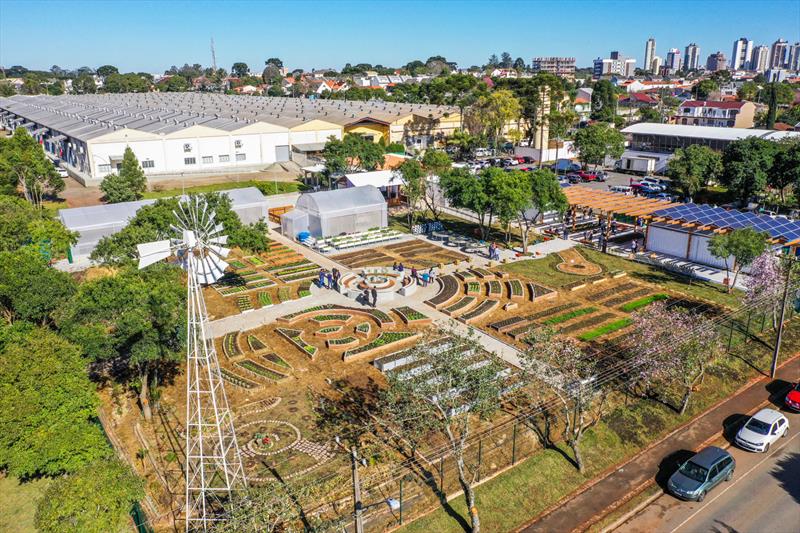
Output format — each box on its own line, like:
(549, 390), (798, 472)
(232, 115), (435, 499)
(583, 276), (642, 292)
(667, 446), (735, 502)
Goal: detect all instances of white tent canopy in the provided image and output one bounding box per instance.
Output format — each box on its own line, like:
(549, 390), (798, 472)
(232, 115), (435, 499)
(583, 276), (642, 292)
(288, 185), (387, 238)
(344, 170), (404, 189)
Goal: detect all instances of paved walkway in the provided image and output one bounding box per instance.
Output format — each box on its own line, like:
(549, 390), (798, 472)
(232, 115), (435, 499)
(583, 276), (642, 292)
(519, 355), (800, 533)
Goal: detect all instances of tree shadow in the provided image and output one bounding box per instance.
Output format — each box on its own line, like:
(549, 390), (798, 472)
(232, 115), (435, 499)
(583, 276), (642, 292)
(655, 449), (696, 490)
(721, 413), (749, 445)
(765, 379), (793, 409)
(770, 452), (800, 505)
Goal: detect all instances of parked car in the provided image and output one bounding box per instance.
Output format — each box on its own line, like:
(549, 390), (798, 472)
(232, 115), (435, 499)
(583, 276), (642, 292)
(668, 446), (735, 502)
(649, 192), (674, 201)
(639, 176), (667, 191)
(735, 408), (789, 452)
(55, 167), (68, 178)
(552, 159), (581, 173)
(566, 173), (583, 184)
(785, 382), (800, 411)
(638, 184), (663, 195)
(610, 185), (633, 195)
(595, 171), (608, 182)
(474, 147), (491, 157)
(577, 170), (599, 182)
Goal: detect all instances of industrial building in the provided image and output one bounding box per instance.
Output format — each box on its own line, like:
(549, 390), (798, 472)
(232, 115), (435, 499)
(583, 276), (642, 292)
(0, 94), (462, 186)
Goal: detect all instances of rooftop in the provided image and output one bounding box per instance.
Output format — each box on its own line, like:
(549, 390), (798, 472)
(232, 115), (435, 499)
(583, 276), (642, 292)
(621, 122), (800, 142)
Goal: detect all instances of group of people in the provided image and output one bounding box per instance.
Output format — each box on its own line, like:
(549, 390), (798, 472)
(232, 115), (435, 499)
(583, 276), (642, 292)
(410, 265), (436, 287)
(361, 286), (379, 307)
(317, 268), (342, 291)
(487, 242), (501, 261)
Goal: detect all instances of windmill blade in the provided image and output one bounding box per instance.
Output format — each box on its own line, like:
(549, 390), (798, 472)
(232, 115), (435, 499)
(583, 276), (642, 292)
(206, 255), (229, 281)
(137, 240), (173, 269)
(208, 244), (230, 259)
(207, 223), (225, 237)
(209, 234), (228, 245)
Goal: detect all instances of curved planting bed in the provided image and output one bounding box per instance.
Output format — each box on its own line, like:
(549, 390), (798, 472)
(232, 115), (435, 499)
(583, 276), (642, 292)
(278, 304), (393, 326)
(247, 334), (268, 352)
(343, 331), (420, 361)
(392, 306), (431, 326)
(326, 336), (360, 350)
(465, 281), (481, 295)
(454, 270), (477, 281)
(223, 332), (242, 359)
(236, 359), (288, 382)
(276, 328), (318, 358)
(442, 296), (477, 316)
(220, 368), (258, 389)
(487, 280), (503, 297)
(354, 321), (371, 339)
(314, 325), (344, 338)
(459, 299), (499, 324)
(262, 353), (291, 370)
(507, 279), (525, 300)
(488, 316), (527, 332)
(468, 267), (494, 279)
(309, 314), (353, 326)
(425, 275), (460, 309)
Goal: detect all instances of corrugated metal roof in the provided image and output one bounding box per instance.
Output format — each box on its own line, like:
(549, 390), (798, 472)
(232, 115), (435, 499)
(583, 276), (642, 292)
(622, 122), (800, 141)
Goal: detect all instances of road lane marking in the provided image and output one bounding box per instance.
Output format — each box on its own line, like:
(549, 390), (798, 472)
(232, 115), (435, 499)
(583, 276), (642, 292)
(669, 430), (800, 533)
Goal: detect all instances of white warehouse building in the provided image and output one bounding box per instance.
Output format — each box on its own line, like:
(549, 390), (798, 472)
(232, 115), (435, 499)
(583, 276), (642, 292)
(0, 93), (461, 186)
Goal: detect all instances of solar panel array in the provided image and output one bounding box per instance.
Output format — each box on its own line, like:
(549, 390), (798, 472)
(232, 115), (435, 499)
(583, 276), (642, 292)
(653, 204), (800, 242)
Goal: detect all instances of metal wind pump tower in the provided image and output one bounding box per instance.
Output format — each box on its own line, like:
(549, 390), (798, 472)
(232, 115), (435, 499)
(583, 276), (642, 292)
(137, 197), (247, 531)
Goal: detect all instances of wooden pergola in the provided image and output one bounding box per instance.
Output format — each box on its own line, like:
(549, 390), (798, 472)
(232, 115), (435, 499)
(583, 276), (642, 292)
(563, 186), (679, 218)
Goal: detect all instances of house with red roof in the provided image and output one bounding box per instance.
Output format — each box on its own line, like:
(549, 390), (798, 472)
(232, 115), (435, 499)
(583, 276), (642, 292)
(619, 92), (659, 107)
(672, 100), (756, 128)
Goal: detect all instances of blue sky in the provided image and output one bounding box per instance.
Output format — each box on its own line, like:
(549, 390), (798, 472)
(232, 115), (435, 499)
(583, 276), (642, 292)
(1, 0), (798, 73)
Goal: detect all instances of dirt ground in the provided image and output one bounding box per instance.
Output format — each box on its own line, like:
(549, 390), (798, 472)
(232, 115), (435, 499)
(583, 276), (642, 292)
(332, 240), (468, 270)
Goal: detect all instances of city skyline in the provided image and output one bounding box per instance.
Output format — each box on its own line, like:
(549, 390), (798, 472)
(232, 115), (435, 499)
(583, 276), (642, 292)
(1, 0), (798, 73)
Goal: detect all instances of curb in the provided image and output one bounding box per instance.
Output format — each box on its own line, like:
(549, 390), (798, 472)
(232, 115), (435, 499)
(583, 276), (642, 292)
(518, 352), (800, 533)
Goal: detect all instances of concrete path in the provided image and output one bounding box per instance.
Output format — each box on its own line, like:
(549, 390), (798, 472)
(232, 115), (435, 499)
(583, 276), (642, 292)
(518, 355), (800, 533)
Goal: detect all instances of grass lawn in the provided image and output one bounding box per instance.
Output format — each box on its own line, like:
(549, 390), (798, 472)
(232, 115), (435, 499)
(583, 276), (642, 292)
(143, 179), (303, 199)
(0, 475), (50, 533)
(500, 246), (741, 309)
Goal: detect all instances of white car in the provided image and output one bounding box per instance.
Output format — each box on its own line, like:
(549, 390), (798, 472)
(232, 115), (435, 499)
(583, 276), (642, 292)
(735, 408), (789, 452)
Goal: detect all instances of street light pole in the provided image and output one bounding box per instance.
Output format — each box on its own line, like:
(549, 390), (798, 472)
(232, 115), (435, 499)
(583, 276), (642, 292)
(771, 255), (795, 378)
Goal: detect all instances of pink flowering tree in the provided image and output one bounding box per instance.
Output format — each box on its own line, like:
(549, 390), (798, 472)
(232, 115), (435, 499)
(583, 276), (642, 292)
(520, 328), (608, 473)
(744, 251), (785, 330)
(628, 302), (723, 415)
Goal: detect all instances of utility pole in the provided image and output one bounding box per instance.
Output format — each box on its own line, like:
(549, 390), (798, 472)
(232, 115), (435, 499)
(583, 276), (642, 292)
(771, 255), (795, 378)
(351, 446), (365, 533)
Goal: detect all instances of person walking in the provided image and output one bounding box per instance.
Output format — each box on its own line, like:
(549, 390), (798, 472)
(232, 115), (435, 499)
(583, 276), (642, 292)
(370, 287), (378, 308)
(428, 266), (436, 283)
(326, 271), (333, 290)
(318, 268), (326, 289)
(411, 266), (418, 282)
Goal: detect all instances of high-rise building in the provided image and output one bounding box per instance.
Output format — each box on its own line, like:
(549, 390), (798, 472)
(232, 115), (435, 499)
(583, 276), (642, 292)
(610, 51), (621, 60)
(666, 48), (682, 73)
(651, 55), (663, 74)
(706, 51), (728, 72)
(593, 52), (636, 78)
(531, 57), (576, 79)
(683, 43), (701, 71)
(731, 37), (753, 70)
(770, 39), (789, 69)
(788, 42), (800, 71)
(644, 38), (656, 71)
(751, 45), (770, 73)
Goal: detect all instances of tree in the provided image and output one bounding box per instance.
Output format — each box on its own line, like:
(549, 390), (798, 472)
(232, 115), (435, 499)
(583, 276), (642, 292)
(486, 54), (499, 69)
(439, 167), (494, 239)
(0, 128), (64, 209)
(573, 122), (625, 169)
(57, 265), (186, 421)
(720, 137), (780, 205)
(638, 106), (662, 123)
(766, 82), (779, 129)
(420, 149), (452, 220)
(398, 159), (424, 227)
(35, 458), (143, 533)
(465, 89), (521, 149)
(744, 251), (786, 330)
(0, 248), (76, 324)
(0, 195), (77, 257)
(590, 80), (617, 122)
(628, 302), (723, 414)
(158, 75), (189, 92)
(96, 65), (119, 77)
(667, 145), (723, 200)
(0, 327), (109, 478)
(513, 57), (526, 71)
(694, 79), (719, 99)
(46, 81), (64, 95)
(500, 52), (513, 68)
(521, 328), (608, 472)
(321, 133), (384, 179)
(491, 170), (533, 243)
(737, 81), (759, 101)
(100, 146), (148, 202)
(547, 109), (578, 166)
(0, 82), (14, 97)
(515, 169), (567, 252)
(379, 331), (504, 533)
(772, 138), (800, 204)
(73, 74), (97, 94)
(230, 62), (249, 78)
(708, 228), (768, 292)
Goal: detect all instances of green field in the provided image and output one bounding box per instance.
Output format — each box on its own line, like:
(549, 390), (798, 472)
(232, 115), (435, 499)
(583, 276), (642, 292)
(0, 475), (50, 533)
(143, 179), (303, 199)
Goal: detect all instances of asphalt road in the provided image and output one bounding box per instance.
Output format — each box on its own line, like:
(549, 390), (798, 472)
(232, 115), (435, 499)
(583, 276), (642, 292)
(616, 407), (800, 533)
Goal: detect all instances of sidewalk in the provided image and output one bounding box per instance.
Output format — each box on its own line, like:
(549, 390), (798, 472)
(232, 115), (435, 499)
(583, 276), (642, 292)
(519, 354), (800, 533)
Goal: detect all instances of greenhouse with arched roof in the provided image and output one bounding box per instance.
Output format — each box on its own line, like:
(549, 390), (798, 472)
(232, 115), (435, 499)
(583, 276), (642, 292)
(281, 185), (387, 238)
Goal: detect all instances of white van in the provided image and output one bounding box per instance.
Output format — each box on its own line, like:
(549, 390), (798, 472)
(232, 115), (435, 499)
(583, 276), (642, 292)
(610, 185), (633, 195)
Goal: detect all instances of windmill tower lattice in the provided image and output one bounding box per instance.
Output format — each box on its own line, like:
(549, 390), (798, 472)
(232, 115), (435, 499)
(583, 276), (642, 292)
(138, 197), (247, 531)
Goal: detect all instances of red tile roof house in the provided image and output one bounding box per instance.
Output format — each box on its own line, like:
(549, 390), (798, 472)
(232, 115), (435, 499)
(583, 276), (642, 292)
(619, 92), (659, 107)
(672, 100), (756, 128)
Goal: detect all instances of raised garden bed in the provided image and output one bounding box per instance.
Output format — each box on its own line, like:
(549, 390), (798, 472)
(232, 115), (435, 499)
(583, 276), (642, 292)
(392, 306), (431, 325)
(466, 281), (481, 295)
(247, 334), (268, 352)
(309, 314), (353, 325)
(525, 302), (580, 322)
(454, 271), (477, 281)
(468, 268), (494, 279)
(265, 259), (312, 272)
(228, 260), (247, 269)
(262, 353), (291, 370)
(314, 325), (344, 338)
(247, 279), (276, 289)
(578, 318), (633, 341)
(488, 280), (502, 296)
(588, 282), (639, 301)
(508, 324), (538, 341)
(459, 299), (499, 324)
(343, 331), (420, 361)
(620, 293), (668, 312)
(425, 275), (459, 309)
(527, 282), (557, 302)
(271, 263), (318, 277)
(222, 332), (242, 359)
(493, 271), (509, 279)
(489, 316), (527, 332)
(507, 279), (524, 300)
(364, 308), (395, 326)
(279, 271), (318, 283)
(563, 279), (587, 291)
(257, 291), (273, 308)
(276, 328), (317, 358)
(600, 287), (652, 307)
(542, 307), (597, 325)
(354, 322), (371, 339)
(236, 296), (253, 313)
(298, 281), (312, 298)
(326, 336), (360, 349)
(279, 304), (335, 322)
(442, 296), (477, 316)
(277, 287), (293, 303)
(236, 359), (288, 382)
(245, 256), (265, 266)
(220, 368), (258, 389)
(559, 313), (617, 335)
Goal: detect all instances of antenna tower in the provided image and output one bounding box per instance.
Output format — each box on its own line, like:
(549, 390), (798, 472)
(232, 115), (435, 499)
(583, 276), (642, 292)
(137, 197), (246, 531)
(210, 37), (217, 71)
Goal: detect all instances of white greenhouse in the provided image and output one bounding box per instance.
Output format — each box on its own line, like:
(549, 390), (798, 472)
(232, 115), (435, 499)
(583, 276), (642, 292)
(281, 186), (387, 238)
